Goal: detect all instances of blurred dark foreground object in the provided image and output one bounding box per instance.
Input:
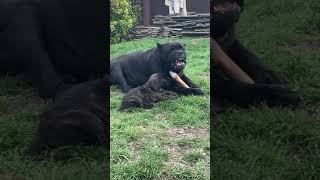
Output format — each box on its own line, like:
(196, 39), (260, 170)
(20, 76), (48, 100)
(211, 0), (301, 112)
(0, 0), (109, 158)
(0, 0), (106, 98)
(30, 78), (108, 155)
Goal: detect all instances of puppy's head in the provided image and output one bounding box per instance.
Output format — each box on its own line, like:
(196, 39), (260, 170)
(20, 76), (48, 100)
(156, 42), (187, 73)
(211, 0), (243, 37)
(145, 73), (169, 91)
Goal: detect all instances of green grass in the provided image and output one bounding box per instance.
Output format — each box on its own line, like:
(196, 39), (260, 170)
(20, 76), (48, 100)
(110, 38), (210, 179)
(212, 0), (320, 179)
(0, 77), (107, 179)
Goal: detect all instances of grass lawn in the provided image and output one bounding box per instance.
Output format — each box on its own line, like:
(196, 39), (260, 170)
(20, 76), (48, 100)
(110, 38), (210, 179)
(0, 81), (107, 179)
(212, 0), (320, 179)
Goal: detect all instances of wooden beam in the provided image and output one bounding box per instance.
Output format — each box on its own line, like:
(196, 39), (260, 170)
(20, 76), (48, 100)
(143, 0), (150, 26)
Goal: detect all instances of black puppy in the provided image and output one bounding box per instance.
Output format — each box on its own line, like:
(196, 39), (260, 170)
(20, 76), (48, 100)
(119, 72), (202, 110)
(30, 79), (108, 154)
(211, 0), (300, 108)
(119, 73), (178, 110)
(110, 42), (203, 95)
(0, 0), (106, 98)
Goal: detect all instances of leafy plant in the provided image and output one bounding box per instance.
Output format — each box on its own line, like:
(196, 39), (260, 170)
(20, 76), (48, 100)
(110, 0), (140, 44)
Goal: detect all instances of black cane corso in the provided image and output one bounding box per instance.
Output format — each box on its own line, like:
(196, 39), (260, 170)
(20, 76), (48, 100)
(110, 42), (203, 95)
(211, 0), (300, 109)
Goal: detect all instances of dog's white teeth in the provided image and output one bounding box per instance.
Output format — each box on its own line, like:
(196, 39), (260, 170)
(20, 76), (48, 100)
(169, 71), (177, 79)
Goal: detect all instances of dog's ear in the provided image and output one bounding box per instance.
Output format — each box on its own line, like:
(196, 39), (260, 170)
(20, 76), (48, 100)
(146, 74), (161, 90)
(183, 43), (187, 48)
(157, 43), (162, 49)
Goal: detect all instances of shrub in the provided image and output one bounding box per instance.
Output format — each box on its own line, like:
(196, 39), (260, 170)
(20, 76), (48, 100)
(111, 0), (140, 43)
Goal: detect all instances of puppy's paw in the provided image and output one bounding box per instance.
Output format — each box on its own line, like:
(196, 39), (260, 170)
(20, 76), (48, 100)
(267, 85), (301, 106)
(265, 69), (288, 84)
(191, 88), (205, 96)
(144, 103), (154, 109)
(254, 68), (288, 84)
(122, 85), (134, 93)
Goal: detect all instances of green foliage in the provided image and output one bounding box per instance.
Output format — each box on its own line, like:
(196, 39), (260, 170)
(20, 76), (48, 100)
(111, 0), (139, 44)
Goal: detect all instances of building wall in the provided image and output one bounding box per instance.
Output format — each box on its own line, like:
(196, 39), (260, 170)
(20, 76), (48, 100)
(150, 0), (209, 24)
(131, 0), (210, 25)
(150, 0), (169, 18)
(186, 0), (210, 13)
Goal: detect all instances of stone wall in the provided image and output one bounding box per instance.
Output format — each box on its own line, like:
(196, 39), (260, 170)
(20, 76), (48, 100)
(130, 13), (210, 40)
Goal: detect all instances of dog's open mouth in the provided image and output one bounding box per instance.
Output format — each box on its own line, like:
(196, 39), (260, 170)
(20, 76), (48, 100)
(175, 59), (185, 67)
(170, 58), (186, 73)
(213, 2), (240, 13)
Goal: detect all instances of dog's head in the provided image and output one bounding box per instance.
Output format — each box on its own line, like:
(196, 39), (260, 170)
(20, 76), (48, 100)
(156, 42), (187, 74)
(145, 73), (169, 91)
(211, 0), (243, 37)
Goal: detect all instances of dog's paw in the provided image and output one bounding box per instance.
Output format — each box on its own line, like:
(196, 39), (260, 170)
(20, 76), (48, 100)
(191, 88), (205, 95)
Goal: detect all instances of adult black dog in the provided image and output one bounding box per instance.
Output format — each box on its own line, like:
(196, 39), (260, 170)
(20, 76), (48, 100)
(30, 78), (108, 154)
(211, 0), (300, 108)
(0, 0), (106, 98)
(110, 42), (203, 95)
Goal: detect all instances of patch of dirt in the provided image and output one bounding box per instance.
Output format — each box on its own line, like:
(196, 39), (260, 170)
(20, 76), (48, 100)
(163, 128), (209, 167)
(137, 125), (147, 131)
(128, 139), (142, 158)
(140, 126), (164, 139)
(163, 145), (189, 167)
(167, 128), (209, 139)
(156, 113), (170, 121)
(163, 144), (210, 168)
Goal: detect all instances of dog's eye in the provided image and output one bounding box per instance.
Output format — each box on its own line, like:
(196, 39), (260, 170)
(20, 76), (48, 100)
(175, 44), (183, 49)
(171, 46), (177, 51)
